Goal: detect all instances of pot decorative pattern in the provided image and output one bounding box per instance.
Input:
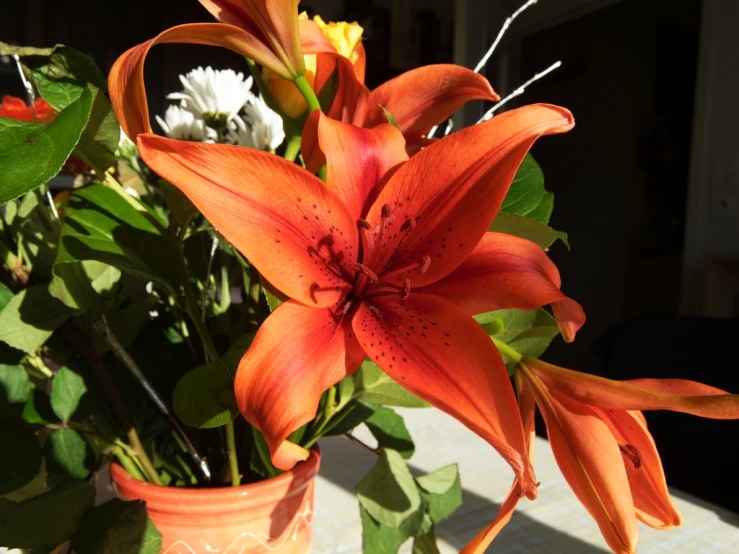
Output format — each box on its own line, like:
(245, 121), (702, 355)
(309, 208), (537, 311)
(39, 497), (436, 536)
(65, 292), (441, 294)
(110, 449), (320, 554)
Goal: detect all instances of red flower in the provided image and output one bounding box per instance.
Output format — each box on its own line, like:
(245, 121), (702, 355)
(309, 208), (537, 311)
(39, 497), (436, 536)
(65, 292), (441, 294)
(0, 95), (56, 123)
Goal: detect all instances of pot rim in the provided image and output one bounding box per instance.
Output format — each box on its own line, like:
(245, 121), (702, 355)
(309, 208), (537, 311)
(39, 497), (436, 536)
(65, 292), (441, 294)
(110, 445), (320, 502)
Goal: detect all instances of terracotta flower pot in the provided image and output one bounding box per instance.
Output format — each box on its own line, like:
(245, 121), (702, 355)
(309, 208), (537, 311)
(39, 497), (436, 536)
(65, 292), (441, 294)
(110, 448), (320, 554)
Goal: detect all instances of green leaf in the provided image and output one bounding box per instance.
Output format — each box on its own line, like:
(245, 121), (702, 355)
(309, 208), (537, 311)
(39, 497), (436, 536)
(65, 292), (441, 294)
(260, 274), (287, 312)
(380, 106), (400, 129)
(72, 89), (120, 174)
(0, 282), (13, 309)
(493, 308), (560, 360)
(160, 180), (198, 226)
(526, 191), (554, 225)
(72, 498), (162, 554)
(356, 449), (421, 530)
(50, 366), (88, 422)
(250, 426), (282, 479)
(501, 154), (546, 216)
(473, 311), (505, 335)
(416, 464), (459, 494)
(417, 465), (463, 523)
(25, 45), (107, 111)
(0, 480), (95, 548)
(220, 332), (256, 369)
(22, 389), (55, 425)
(323, 400), (376, 437)
(359, 505), (408, 554)
(173, 360), (237, 429)
(57, 184), (185, 288)
(489, 211), (568, 250)
(354, 361), (430, 408)
(0, 85), (95, 205)
(413, 524), (441, 554)
(44, 428), (91, 480)
(49, 260), (122, 311)
(0, 420), (42, 494)
(0, 286), (73, 354)
(0, 363), (30, 420)
(364, 407), (415, 459)
(359, 504), (425, 554)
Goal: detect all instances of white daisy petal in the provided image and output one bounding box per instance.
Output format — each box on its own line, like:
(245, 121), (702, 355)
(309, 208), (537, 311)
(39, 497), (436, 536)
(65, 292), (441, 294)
(156, 105), (215, 142)
(167, 66), (254, 127)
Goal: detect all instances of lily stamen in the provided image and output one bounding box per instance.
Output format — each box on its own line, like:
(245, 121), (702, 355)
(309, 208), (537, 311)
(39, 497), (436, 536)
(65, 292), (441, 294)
(381, 254), (432, 283)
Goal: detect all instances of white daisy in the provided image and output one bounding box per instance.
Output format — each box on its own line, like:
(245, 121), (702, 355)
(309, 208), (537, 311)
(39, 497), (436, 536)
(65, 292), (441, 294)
(227, 95), (285, 152)
(155, 104), (215, 142)
(167, 67), (254, 130)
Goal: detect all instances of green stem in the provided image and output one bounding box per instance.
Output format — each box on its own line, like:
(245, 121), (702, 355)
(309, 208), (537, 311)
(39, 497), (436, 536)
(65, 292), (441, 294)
(0, 240), (29, 285)
(93, 316), (210, 483)
(293, 75), (322, 114)
(113, 446), (147, 481)
(182, 279), (219, 362)
(62, 324), (162, 485)
(317, 165), (327, 182)
(180, 268), (242, 487)
(246, 58), (280, 113)
(492, 337), (523, 364)
(302, 386), (338, 448)
(284, 134), (302, 162)
(225, 420), (241, 486)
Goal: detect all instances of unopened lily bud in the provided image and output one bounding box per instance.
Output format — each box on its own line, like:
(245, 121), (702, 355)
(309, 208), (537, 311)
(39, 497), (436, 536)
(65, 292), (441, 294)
(263, 13), (364, 119)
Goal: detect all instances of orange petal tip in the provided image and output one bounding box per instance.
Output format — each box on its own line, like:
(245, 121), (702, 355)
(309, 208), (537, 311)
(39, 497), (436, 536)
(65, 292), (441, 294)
(272, 440), (310, 470)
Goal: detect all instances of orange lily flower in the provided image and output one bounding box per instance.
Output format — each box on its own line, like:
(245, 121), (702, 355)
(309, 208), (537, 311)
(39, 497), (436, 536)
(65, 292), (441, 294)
(109, 0), (306, 139)
(133, 104), (578, 506)
(467, 357), (739, 554)
(0, 95), (56, 123)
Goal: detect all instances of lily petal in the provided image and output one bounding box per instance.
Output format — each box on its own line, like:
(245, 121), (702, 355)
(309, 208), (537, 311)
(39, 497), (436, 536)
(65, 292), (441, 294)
(363, 104), (574, 288)
(363, 65), (500, 141)
(199, 0), (304, 77)
(235, 300), (365, 469)
(110, 23), (289, 139)
(420, 232), (585, 341)
(459, 480), (523, 554)
(272, 440), (311, 469)
(137, 134), (358, 307)
(516, 370), (538, 460)
(302, 112), (408, 219)
(528, 360), (739, 419)
(352, 292), (537, 496)
(596, 408), (682, 529)
(527, 373), (639, 554)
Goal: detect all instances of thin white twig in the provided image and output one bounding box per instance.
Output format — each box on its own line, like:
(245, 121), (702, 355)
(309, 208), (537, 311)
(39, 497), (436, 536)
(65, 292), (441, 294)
(473, 0), (538, 73)
(12, 54), (36, 121)
(477, 60), (561, 124)
(201, 235), (220, 322)
(14, 54), (62, 224)
(428, 0), (539, 139)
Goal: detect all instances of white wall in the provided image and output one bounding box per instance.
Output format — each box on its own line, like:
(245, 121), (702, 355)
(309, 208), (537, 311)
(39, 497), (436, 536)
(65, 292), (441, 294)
(680, 0), (739, 316)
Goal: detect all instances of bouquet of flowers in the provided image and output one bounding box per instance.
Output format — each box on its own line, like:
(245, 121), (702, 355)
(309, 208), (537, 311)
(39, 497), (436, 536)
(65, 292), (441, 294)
(1, 1), (738, 553)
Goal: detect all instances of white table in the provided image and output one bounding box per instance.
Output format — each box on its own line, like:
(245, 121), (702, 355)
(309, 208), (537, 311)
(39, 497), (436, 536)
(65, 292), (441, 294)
(313, 407), (739, 553)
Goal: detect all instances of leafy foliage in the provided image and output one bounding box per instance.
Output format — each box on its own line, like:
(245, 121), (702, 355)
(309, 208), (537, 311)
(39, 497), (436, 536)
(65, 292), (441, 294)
(0, 85), (96, 205)
(72, 499), (162, 554)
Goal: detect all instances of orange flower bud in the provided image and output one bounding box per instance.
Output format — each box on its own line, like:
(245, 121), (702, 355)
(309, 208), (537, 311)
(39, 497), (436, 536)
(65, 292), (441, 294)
(263, 13), (363, 118)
